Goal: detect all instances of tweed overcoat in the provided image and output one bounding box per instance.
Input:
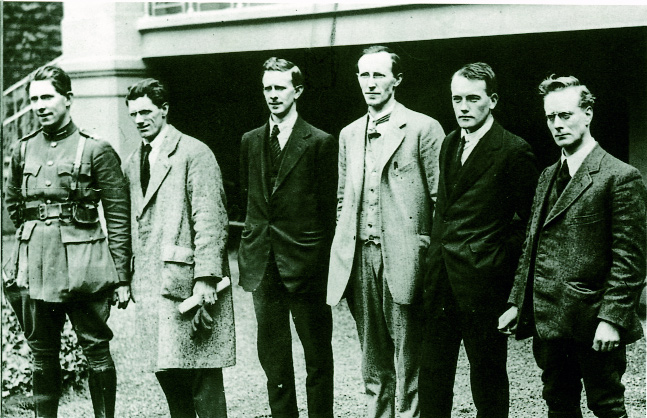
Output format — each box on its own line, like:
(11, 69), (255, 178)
(423, 121), (539, 316)
(327, 102), (445, 306)
(123, 124), (235, 371)
(509, 144), (646, 344)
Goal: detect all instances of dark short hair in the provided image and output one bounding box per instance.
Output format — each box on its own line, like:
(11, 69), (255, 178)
(453, 62), (497, 96)
(262, 57), (304, 88)
(126, 78), (169, 108)
(27, 66), (72, 96)
(357, 45), (403, 77)
(538, 74), (595, 109)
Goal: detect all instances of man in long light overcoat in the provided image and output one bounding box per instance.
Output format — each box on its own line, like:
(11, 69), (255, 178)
(123, 78), (235, 418)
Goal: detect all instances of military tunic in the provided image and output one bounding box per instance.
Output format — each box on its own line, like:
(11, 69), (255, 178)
(4, 121), (131, 302)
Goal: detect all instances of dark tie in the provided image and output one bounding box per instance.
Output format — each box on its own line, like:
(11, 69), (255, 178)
(141, 143), (152, 195)
(455, 136), (466, 167)
(269, 124), (281, 163)
(367, 114), (391, 139)
(555, 160), (571, 197)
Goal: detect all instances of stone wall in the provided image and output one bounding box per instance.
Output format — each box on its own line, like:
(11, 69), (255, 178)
(3, 2), (63, 88)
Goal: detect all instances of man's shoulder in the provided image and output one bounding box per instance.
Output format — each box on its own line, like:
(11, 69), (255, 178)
(298, 118), (334, 141)
(242, 124), (266, 140)
(595, 146), (643, 180)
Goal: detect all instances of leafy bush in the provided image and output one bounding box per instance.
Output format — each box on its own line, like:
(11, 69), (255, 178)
(1, 295), (88, 400)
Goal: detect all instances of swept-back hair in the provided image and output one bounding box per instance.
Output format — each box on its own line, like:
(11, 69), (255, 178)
(453, 62), (497, 96)
(357, 45), (403, 76)
(538, 74), (595, 109)
(263, 57), (304, 88)
(126, 78), (169, 108)
(27, 66), (72, 96)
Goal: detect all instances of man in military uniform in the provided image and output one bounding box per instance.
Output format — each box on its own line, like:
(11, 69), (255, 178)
(3, 65), (131, 418)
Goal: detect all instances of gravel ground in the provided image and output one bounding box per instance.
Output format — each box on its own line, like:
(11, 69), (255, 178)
(2, 249), (645, 417)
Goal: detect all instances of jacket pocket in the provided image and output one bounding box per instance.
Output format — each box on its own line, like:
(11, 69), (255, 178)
(160, 245), (195, 300)
(60, 224), (119, 294)
(567, 212), (604, 225)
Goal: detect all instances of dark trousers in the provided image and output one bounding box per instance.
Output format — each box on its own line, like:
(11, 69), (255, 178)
(11, 288), (114, 371)
(420, 291), (509, 418)
(7, 288), (115, 417)
(155, 368), (227, 418)
(532, 337), (628, 418)
(252, 256), (334, 418)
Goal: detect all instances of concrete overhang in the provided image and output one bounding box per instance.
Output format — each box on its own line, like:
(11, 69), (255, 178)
(136, 3), (647, 58)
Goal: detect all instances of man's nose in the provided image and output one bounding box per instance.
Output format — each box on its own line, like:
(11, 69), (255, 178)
(135, 114), (145, 124)
(460, 100), (469, 112)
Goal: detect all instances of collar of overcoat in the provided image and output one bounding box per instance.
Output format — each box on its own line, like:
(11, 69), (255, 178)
(256, 115), (313, 201)
(442, 120), (504, 208)
(346, 101), (408, 200)
(538, 143), (603, 227)
(138, 124), (181, 215)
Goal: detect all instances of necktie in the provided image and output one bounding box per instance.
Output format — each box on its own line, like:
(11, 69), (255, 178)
(555, 159), (571, 197)
(141, 143), (152, 195)
(269, 124), (281, 163)
(367, 114), (390, 140)
(455, 136), (466, 167)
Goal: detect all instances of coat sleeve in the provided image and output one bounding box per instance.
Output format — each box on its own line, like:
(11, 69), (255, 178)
(239, 134), (249, 219)
(93, 140), (132, 283)
(419, 118), (445, 207)
(315, 133), (338, 238)
(598, 169), (647, 331)
(4, 141), (25, 228)
(504, 140), (540, 259)
(187, 144), (230, 281)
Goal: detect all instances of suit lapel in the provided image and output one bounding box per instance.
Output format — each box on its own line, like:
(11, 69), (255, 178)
(140, 125), (177, 214)
(273, 117), (310, 194)
(348, 117), (367, 202)
(446, 122), (502, 206)
(544, 144), (602, 226)
(256, 124), (270, 202)
(377, 103), (406, 172)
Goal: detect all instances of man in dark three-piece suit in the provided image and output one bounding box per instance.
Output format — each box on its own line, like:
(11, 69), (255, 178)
(328, 45), (445, 418)
(238, 57), (337, 418)
(499, 75), (646, 418)
(420, 62), (539, 418)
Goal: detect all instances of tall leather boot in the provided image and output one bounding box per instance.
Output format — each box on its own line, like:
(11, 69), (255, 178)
(32, 368), (61, 418)
(88, 368), (117, 418)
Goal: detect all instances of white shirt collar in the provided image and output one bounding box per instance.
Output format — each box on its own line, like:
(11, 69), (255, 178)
(560, 139), (597, 177)
(461, 114), (494, 145)
(142, 123), (169, 168)
(143, 123), (169, 149)
(269, 109), (299, 150)
(369, 100), (396, 123)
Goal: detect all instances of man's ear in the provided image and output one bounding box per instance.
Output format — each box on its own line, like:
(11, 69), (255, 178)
(161, 102), (169, 118)
(294, 84), (304, 100)
(489, 93), (499, 110)
(65, 92), (74, 108)
(394, 73), (403, 88)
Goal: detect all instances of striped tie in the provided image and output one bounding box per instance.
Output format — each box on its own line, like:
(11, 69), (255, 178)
(269, 124), (281, 163)
(367, 114), (391, 139)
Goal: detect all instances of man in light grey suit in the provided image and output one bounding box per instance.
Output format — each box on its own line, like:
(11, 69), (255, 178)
(123, 79), (235, 418)
(327, 45), (445, 418)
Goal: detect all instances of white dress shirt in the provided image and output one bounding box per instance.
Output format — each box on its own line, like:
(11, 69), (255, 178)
(269, 110), (298, 150)
(560, 138), (597, 176)
(460, 114), (495, 165)
(143, 123), (169, 169)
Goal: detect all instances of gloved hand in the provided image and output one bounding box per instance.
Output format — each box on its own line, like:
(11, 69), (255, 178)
(189, 304), (214, 340)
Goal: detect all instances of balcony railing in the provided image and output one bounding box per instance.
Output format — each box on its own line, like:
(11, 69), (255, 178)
(145, 2), (268, 17)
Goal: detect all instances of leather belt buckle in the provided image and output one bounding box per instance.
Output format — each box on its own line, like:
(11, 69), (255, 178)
(38, 203), (48, 220)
